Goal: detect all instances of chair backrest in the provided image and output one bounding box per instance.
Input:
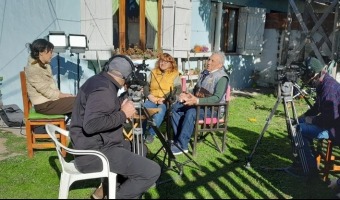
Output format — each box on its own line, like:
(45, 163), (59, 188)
(19, 71), (31, 119)
(45, 123), (112, 180)
(45, 123), (117, 199)
(45, 123), (70, 169)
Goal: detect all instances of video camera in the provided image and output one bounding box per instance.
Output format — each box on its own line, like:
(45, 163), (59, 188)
(276, 63), (305, 83)
(126, 60), (150, 103)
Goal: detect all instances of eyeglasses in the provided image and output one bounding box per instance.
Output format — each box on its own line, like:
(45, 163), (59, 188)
(160, 60), (170, 64)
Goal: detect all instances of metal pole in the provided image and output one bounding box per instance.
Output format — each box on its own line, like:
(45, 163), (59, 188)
(57, 53), (61, 89)
(77, 53), (80, 90)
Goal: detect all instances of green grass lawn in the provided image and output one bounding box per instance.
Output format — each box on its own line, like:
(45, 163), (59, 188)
(0, 88), (339, 199)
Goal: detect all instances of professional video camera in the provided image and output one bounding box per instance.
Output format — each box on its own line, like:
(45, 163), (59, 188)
(126, 59), (150, 103)
(276, 63), (305, 83)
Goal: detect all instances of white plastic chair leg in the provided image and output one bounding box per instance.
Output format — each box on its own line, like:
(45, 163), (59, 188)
(59, 173), (71, 199)
(108, 173), (117, 199)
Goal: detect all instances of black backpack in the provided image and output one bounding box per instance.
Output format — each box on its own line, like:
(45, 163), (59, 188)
(0, 104), (25, 127)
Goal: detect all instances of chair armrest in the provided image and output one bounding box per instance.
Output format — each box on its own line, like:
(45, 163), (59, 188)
(47, 124), (110, 172)
(196, 102), (228, 107)
(63, 146), (110, 173)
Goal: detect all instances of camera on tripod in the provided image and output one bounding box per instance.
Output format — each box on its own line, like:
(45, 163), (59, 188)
(126, 59), (150, 104)
(276, 63), (305, 83)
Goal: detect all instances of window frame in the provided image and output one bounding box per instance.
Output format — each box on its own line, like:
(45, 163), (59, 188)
(220, 5), (239, 54)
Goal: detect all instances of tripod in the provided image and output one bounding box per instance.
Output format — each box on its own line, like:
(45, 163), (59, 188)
(142, 99), (200, 178)
(245, 81), (310, 175)
(291, 83), (313, 108)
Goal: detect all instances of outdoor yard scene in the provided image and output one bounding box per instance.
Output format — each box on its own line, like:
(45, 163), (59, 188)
(0, 88), (339, 199)
(1, 0), (340, 199)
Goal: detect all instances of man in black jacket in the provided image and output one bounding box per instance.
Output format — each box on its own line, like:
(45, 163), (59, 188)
(69, 55), (160, 199)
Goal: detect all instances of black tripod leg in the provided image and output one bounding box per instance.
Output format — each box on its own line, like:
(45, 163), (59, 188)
(172, 142), (200, 170)
(141, 105), (200, 175)
(283, 99), (310, 174)
(245, 96), (282, 167)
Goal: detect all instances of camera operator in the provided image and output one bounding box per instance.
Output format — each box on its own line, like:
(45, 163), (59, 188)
(69, 55), (160, 199)
(291, 57), (340, 178)
(142, 53), (182, 144)
(170, 51), (229, 155)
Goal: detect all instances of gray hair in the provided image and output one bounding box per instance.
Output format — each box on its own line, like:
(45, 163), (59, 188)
(212, 51), (226, 65)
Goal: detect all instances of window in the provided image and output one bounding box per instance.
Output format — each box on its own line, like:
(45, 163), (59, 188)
(113, 0), (161, 53)
(220, 6), (239, 53)
(219, 5), (266, 55)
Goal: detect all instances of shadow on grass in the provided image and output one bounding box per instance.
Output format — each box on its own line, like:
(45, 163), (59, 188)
(144, 125), (337, 199)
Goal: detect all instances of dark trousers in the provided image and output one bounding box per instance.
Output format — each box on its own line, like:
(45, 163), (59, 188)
(34, 97), (75, 115)
(76, 140), (161, 199)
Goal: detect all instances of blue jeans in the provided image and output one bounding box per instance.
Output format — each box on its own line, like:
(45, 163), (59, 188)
(297, 118), (329, 171)
(170, 101), (215, 150)
(142, 100), (167, 136)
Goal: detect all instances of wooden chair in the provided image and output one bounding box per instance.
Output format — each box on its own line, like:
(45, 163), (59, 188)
(20, 71), (67, 158)
(316, 139), (340, 181)
(191, 85), (231, 156)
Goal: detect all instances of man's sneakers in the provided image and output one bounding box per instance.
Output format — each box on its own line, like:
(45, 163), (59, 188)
(171, 143), (188, 155)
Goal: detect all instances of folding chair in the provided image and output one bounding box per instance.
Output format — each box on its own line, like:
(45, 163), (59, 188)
(316, 139), (340, 181)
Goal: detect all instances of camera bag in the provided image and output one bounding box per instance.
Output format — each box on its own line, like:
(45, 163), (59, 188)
(0, 104), (24, 127)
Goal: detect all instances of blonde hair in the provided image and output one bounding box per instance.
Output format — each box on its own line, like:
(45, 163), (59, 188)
(155, 53), (178, 72)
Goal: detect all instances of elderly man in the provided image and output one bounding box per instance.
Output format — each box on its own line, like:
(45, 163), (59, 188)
(170, 51), (229, 155)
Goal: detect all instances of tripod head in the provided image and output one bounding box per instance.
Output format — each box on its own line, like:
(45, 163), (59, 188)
(279, 81), (294, 97)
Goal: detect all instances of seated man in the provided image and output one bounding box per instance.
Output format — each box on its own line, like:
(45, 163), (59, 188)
(294, 57), (340, 177)
(69, 55), (161, 199)
(170, 51), (229, 155)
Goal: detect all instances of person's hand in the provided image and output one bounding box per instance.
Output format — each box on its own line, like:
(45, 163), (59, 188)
(121, 99), (136, 118)
(183, 93), (198, 106)
(178, 92), (190, 103)
(157, 97), (165, 104)
(328, 178), (338, 189)
(148, 95), (158, 104)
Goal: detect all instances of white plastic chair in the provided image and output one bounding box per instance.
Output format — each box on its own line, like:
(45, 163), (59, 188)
(45, 123), (117, 199)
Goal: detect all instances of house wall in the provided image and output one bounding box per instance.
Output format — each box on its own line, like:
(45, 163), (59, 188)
(188, 0), (289, 89)
(0, 0), (313, 110)
(0, 0), (91, 110)
(187, 0), (312, 89)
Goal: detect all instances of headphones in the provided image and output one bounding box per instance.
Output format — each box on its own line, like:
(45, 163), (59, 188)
(102, 54), (135, 77)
